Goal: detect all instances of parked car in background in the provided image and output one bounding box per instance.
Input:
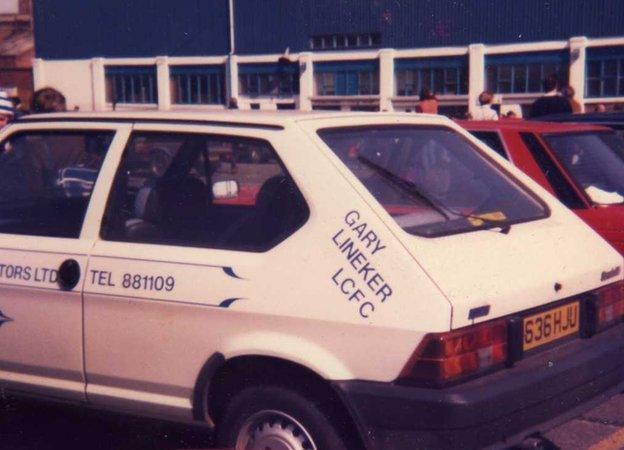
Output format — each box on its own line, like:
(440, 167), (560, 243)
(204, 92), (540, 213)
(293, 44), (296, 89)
(0, 111), (623, 450)
(535, 111), (624, 139)
(460, 119), (624, 254)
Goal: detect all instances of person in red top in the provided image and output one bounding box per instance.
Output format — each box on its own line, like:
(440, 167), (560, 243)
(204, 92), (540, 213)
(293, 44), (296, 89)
(416, 88), (438, 114)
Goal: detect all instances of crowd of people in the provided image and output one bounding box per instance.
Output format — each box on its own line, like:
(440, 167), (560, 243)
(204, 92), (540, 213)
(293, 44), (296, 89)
(407, 72), (615, 120)
(0, 77), (618, 129)
(0, 87), (67, 129)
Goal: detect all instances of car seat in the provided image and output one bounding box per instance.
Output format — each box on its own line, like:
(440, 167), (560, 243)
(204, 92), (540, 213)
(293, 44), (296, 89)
(218, 175), (308, 250)
(158, 175), (208, 243)
(124, 185), (163, 241)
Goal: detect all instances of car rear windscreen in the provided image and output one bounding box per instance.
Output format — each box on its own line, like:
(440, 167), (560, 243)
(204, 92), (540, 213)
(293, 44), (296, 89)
(318, 125), (547, 237)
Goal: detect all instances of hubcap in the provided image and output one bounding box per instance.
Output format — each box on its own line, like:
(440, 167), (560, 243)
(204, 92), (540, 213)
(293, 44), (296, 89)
(235, 410), (317, 450)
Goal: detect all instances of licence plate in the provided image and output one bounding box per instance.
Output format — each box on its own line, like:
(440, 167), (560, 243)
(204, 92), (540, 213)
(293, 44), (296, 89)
(523, 302), (580, 351)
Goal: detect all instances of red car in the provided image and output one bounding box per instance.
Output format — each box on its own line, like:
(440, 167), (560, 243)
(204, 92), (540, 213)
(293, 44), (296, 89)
(459, 120), (624, 254)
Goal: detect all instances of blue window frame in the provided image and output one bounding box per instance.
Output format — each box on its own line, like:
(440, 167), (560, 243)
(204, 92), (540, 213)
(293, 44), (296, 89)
(314, 61), (379, 96)
(170, 65), (225, 105)
(105, 66), (157, 104)
(586, 47), (624, 98)
(238, 63), (299, 98)
(485, 52), (569, 94)
(395, 57), (468, 96)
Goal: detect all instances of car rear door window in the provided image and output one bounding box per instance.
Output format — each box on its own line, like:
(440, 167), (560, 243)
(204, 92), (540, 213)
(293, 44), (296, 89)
(101, 132), (309, 252)
(520, 132), (585, 209)
(612, 125), (624, 141)
(470, 131), (509, 159)
(542, 131), (624, 205)
(0, 130), (114, 238)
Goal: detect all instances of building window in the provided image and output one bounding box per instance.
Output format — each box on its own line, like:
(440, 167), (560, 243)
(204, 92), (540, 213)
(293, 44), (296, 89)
(238, 63), (299, 98)
(310, 32), (381, 50)
(586, 47), (624, 98)
(395, 57), (468, 96)
(314, 61), (379, 96)
(485, 51), (569, 94)
(170, 66), (225, 105)
(105, 66), (158, 104)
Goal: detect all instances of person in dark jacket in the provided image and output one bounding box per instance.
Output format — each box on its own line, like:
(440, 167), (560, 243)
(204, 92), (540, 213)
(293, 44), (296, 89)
(530, 74), (572, 118)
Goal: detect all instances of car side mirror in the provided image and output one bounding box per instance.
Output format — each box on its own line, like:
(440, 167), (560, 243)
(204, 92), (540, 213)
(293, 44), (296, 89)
(213, 180), (239, 199)
(0, 140), (12, 155)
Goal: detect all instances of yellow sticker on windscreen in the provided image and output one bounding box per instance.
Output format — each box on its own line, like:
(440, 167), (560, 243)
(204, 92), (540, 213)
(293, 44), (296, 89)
(467, 211), (507, 227)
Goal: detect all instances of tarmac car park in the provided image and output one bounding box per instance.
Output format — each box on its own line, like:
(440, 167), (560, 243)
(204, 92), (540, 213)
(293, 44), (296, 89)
(0, 111), (623, 450)
(460, 119), (624, 255)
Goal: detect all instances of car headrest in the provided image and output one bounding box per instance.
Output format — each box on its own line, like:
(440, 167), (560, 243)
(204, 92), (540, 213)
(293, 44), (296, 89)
(159, 176), (207, 222)
(255, 175), (302, 218)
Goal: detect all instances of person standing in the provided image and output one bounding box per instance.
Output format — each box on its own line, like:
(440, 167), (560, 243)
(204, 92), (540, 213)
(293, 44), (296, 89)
(416, 88), (439, 114)
(530, 74), (572, 118)
(472, 91), (499, 120)
(561, 86), (582, 113)
(30, 87), (67, 113)
(0, 91), (15, 128)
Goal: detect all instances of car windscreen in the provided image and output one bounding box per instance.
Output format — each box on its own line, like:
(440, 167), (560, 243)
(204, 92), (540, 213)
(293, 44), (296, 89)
(318, 125), (547, 237)
(543, 131), (624, 205)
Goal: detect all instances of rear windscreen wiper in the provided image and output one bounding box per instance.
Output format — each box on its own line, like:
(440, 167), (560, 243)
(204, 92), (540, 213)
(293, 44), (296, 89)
(357, 156), (450, 220)
(358, 156), (511, 234)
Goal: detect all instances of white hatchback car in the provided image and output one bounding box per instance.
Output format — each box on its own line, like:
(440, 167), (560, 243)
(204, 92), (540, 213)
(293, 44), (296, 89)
(0, 111), (623, 450)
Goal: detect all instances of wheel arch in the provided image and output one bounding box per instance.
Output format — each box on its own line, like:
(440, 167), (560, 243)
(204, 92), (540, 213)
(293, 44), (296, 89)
(191, 334), (363, 448)
(193, 353), (366, 450)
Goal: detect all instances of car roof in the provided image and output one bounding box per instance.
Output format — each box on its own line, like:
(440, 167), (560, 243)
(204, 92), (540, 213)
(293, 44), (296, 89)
(530, 112), (624, 124)
(455, 118), (610, 133)
(17, 110), (444, 130)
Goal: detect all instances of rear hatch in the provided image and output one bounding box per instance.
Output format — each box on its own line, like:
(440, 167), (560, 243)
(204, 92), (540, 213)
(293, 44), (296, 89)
(402, 209), (623, 329)
(309, 116), (623, 332)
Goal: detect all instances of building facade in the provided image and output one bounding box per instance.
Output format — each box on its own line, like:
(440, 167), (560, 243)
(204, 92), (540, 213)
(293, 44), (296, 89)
(0, 0), (33, 107)
(32, 0), (624, 116)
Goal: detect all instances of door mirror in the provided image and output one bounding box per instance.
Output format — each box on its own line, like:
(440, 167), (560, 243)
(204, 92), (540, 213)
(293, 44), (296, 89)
(0, 139), (12, 155)
(213, 180), (239, 199)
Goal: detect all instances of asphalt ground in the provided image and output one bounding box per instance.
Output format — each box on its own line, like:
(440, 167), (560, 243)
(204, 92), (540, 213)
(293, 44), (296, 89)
(2, 392), (624, 450)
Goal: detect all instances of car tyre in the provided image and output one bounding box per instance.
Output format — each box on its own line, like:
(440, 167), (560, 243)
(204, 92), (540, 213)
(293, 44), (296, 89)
(216, 385), (351, 450)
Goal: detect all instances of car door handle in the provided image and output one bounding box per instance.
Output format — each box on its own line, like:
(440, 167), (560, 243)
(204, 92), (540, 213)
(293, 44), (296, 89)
(58, 259), (81, 291)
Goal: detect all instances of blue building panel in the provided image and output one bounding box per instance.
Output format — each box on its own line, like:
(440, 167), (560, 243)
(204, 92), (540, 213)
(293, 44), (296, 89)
(34, 0), (230, 59)
(235, 0), (624, 54)
(34, 0), (624, 59)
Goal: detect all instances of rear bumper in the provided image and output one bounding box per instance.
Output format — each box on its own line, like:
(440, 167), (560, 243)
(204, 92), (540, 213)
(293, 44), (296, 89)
(333, 323), (624, 450)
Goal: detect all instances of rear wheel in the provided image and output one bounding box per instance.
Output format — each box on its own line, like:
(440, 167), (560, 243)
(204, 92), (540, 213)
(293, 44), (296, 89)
(216, 385), (351, 450)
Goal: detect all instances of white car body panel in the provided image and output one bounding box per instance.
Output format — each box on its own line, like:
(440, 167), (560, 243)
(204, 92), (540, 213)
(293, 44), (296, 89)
(0, 111), (619, 427)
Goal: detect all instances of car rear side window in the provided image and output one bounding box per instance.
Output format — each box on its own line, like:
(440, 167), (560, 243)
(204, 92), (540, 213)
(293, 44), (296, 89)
(520, 132), (585, 209)
(0, 130), (114, 238)
(101, 132), (309, 252)
(470, 131), (509, 160)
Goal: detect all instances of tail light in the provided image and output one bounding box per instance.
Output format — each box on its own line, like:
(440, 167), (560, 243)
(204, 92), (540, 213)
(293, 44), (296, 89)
(399, 319), (508, 387)
(589, 280), (624, 334)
